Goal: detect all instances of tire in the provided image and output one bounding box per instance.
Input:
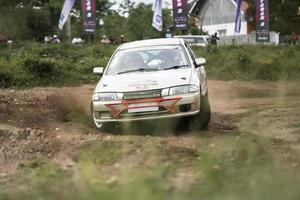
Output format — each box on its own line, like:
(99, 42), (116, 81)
(198, 92), (211, 130)
(176, 91), (211, 132)
(190, 92), (211, 130)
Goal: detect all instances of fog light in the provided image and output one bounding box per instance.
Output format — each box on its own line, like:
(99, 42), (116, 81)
(179, 104), (191, 112)
(100, 112), (111, 119)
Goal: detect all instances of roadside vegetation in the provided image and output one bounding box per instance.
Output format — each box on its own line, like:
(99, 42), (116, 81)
(2, 133), (300, 200)
(1, 42), (300, 88)
(194, 45), (300, 81)
(0, 42), (115, 88)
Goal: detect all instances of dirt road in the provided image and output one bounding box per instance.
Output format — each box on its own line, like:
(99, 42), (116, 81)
(1, 80), (300, 199)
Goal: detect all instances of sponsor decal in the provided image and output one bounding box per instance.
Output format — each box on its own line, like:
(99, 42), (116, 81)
(129, 80), (158, 88)
(135, 85), (150, 90)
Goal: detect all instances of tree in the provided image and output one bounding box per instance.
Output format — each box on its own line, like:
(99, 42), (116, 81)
(119, 0), (135, 16)
(101, 11), (127, 39)
(125, 3), (173, 41)
(269, 0), (300, 34)
(126, 3), (162, 40)
(245, 0), (300, 34)
(95, 0), (115, 16)
(26, 9), (53, 41)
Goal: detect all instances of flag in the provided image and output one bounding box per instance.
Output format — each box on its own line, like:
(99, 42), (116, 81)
(172, 0), (188, 30)
(82, 0), (96, 33)
(152, 0), (162, 31)
(234, 0), (242, 33)
(255, 0), (270, 42)
(59, 0), (76, 30)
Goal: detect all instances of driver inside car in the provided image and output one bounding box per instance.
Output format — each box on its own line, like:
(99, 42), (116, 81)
(157, 49), (184, 69)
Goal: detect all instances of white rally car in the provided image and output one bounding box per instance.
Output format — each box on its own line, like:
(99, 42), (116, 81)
(92, 38), (211, 130)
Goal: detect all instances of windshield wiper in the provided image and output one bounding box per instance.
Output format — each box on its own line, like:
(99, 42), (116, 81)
(117, 68), (158, 74)
(163, 65), (188, 71)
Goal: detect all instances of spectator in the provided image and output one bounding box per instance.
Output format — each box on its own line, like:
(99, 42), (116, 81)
(120, 35), (127, 44)
(0, 34), (8, 44)
(52, 35), (60, 44)
(210, 32), (220, 45)
(165, 29), (173, 38)
(101, 35), (111, 44)
(290, 32), (299, 46)
(109, 36), (117, 45)
(44, 36), (52, 44)
(72, 37), (84, 44)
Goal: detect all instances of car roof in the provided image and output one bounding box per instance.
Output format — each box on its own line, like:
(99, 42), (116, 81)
(118, 38), (184, 50)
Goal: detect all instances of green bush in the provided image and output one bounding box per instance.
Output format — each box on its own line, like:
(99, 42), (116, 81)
(0, 70), (13, 88)
(192, 45), (300, 81)
(0, 42), (299, 89)
(23, 57), (58, 78)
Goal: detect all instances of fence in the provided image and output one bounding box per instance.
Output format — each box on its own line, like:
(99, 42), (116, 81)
(219, 31), (280, 45)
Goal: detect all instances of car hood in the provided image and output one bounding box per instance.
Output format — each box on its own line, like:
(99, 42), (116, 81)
(95, 68), (192, 93)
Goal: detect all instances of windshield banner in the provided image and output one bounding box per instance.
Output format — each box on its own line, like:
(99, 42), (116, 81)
(152, 0), (163, 31)
(256, 0), (270, 42)
(172, 0), (188, 30)
(58, 0), (75, 30)
(82, 0), (96, 33)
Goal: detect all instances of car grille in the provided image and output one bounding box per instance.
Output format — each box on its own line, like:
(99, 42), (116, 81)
(123, 90), (161, 100)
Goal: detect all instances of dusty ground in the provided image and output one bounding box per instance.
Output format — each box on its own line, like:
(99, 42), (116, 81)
(0, 80), (300, 198)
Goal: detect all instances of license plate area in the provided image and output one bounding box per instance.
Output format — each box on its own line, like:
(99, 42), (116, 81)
(128, 102), (159, 113)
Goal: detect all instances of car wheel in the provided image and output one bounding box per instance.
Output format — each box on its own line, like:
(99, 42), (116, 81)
(190, 92), (211, 130)
(199, 92), (211, 130)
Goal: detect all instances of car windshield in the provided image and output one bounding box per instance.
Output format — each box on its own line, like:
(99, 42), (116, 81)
(105, 45), (190, 75)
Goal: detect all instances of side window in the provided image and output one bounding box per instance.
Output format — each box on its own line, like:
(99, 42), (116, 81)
(184, 43), (196, 62)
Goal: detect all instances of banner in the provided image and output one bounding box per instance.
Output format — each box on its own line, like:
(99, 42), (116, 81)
(172, 0), (188, 30)
(234, 0), (242, 33)
(58, 0), (76, 30)
(256, 0), (270, 42)
(82, 0), (96, 33)
(152, 0), (163, 31)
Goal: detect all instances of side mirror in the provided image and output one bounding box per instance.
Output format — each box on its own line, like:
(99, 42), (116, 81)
(195, 58), (206, 67)
(93, 67), (104, 75)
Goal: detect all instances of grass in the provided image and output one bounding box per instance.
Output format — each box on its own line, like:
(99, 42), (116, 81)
(0, 42), (116, 88)
(0, 42), (300, 88)
(192, 44), (300, 81)
(1, 43), (300, 199)
(1, 160), (75, 200)
(187, 135), (300, 200)
(2, 133), (300, 200)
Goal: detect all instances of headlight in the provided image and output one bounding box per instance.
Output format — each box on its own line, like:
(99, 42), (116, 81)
(93, 93), (123, 101)
(168, 85), (199, 96)
(161, 88), (169, 96)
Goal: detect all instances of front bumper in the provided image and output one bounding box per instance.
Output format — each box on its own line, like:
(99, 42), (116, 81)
(92, 93), (200, 123)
